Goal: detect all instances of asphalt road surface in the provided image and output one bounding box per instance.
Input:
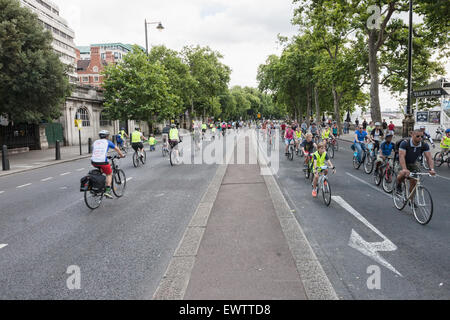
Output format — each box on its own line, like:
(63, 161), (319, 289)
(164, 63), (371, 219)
(272, 135), (450, 300)
(0, 135), (224, 299)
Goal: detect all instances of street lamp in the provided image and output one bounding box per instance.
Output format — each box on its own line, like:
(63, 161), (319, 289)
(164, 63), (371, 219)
(145, 20), (164, 55)
(403, 0), (414, 137)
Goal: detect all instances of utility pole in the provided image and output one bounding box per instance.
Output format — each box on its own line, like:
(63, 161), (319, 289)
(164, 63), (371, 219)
(403, 0), (415, 137)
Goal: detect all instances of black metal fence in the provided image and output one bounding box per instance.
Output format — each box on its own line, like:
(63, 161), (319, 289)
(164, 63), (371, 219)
(0, 124), (39, 150)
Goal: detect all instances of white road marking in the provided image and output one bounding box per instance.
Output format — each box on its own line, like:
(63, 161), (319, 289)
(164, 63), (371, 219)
(0, 244), (7, 250)
(14, 166), (33, 168)
(0, 191), (4, 195)
(346, 172), (391, 198)
(16, 183), (32, 189)
(60, 187), (68, 190)
(60, 172), (71, 176)
(126, 177), (133, 182)
(332, 196), (402, 277)
(437, 174), (450, 181)
(41, 177), (53, 182)
(76, 168), (85, 172)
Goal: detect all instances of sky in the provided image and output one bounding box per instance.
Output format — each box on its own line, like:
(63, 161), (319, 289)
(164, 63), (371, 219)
(52, 0), (449, 113)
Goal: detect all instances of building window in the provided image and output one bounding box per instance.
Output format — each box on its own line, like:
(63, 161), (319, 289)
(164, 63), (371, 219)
(93, 66), (98, 73)
(82, 76), (89, 82)
(94, 76), (99, 82)
(99, 112), (112, 127)
(75, 107), (90, 127)
(114, 52), (119, 59)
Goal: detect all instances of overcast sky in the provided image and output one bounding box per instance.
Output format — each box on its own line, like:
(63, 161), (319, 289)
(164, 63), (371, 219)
(53, 0), (449, 113)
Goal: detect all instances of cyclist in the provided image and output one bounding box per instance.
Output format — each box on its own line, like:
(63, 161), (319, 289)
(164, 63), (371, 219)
(395, 129), (436, 195)
(301, 133), (318, 170)
(418, 125), (435, 149)
(169, 124), (182, 150)
(162, 123), (171, 150)
(310, 123), (319, 141)
(116, 127), (128, 148)
(201, 122), (208, 139)
(374, 132), (395, 176)
(295, 126), (303, 152)
(321, 125), (334, 147)
(149, 134), (157, 152)
(332, 122), (338, 138)
(353, 126), (369, 163)
(91, 130), (124, 199)
(370, 122), (384, 155)
(312, 142), (336, 198)
(439, 128), (450, 156)
(131, 127), (147, 159)
(284, 125), (295, 155)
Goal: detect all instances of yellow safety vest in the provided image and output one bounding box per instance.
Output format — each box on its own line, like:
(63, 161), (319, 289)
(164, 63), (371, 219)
(118, 130), (126, 138)
(313, 151), (327, 168)
(131, 131), (141, 143)
(441, 136), (450, 149)
(295, 131), (302, 139)
(322, 129), (330, 139)
(169, 128), (179, 141)
(149, 137), (156, 145)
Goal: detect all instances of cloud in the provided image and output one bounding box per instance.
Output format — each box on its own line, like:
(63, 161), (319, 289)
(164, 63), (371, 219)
(52, 0), (297, 87)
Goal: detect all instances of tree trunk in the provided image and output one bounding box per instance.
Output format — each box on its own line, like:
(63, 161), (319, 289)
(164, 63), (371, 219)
(332, 84), (342, 135)
(314, 86), (320, 124)
(306, 86), (312, 127)
(368, 30), (382, 123)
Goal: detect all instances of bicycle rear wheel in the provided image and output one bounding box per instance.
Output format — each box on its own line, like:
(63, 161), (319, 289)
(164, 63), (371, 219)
(141, 150), (147, 165)
(112, 169), (127, 198)
(322, 179), (332, 207)
(412, 186), (433, 225)
(133, 152), (140, 168)
(374, 168), (382, 186)
(393, 182), (407, 211)
(84, 191), (103, 210)
(353, 156), (362, 170)
(334, 140), (339, 151)
(328, 145), (335, 159)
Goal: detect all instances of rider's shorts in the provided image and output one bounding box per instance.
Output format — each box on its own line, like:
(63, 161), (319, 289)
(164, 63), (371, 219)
(132, 142), (144, 152)
(92, 163), (112, 175)
(169, 140), (179, 148)
(406, 163), (420, 173)
(285, 138), (294, 145)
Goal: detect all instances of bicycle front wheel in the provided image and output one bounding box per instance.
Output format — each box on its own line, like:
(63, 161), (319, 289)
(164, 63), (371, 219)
(133, 152), (139, 167)
(393, 182), (407, 211)
(353, 156), (362, 170)
(364, 153), (374, 174)
(382, 167), (395, 193)
(412, 186), (433, 225)
(322, 179), (332, 207)
(141, 150), (147, 165)
(84, 191), (103, 210)
(328, 146), (335, 159)
(288, 146), (294, 161)
(434, 153), (443, 167)
(112, 169), (127, 198)
(374, 169), (382, 186)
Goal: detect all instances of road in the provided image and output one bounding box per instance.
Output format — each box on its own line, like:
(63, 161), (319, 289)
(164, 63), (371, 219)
(0, 136), (221, 299)
(272, 135), (450, 299)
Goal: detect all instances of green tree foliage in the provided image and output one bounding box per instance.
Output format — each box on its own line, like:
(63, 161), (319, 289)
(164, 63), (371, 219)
(0, 0), (71, 123)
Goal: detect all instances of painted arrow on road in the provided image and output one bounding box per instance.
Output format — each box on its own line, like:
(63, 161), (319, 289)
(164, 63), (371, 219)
(332, 196), (403, 277)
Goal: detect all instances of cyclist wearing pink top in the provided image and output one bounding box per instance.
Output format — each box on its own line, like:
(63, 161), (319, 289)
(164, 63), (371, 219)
(285, 125), (295, 155)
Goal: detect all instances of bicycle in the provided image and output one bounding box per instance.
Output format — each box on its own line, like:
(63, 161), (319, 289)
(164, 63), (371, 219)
(304, 152), (314, 180)
(286, 140), (295, 161)
(418, 153), (430, 170)
(434, 151), (450, 168)
(313, 165), (333, 207)
(84, 154), (127, 210)
(326, 140), (335, 159)
(330, 137), (339, 152)
(352, 143), (368, 170)
(364, 143), (375, 174)
(133, 147), (147, 168)
(393, 172), (434, 225)
(374, 157), (397, 193)
(170, 140), (184, 166)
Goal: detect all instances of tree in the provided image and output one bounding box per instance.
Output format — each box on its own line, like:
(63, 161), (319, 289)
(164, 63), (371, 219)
(0, 0), (71, 123)
(102, 46), (180, 124)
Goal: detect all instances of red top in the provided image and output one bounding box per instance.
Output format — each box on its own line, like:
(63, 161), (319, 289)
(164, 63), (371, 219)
(388, 123), (395, 130)
(281, 124), (286, 130)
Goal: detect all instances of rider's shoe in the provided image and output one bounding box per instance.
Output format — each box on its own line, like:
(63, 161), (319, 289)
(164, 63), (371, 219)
(312, 189), (318, 198)
(104, 188), (113, 199)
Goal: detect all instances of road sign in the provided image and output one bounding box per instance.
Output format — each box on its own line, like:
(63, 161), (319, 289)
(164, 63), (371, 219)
(257, 113), (261, 119)
(74, 119), (82, 130)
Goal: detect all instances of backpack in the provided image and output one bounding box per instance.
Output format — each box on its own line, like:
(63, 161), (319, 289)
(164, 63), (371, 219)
(394, 138), (409, 152)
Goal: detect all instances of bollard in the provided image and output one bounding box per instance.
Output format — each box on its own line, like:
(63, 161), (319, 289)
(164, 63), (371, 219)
(2, 145), (10, 171)
(88, 138), (92, 154)
(56, 140), (61, 160)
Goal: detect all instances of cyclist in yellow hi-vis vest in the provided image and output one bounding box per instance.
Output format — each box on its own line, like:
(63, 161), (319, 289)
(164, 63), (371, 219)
(312, 142), (336, 198)
(131, 128), (147, 158)
(169, 124), (182, 149)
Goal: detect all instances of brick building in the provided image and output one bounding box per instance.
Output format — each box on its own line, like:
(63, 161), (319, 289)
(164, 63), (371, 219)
(75, 46), (115, 87)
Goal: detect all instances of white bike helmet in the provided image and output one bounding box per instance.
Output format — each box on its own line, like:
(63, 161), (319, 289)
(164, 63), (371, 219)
(99, 130), (110, 139)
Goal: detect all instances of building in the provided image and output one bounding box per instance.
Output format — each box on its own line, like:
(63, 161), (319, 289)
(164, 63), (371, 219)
(76, 47), (115, 88)
(20, 0), (78, 83)
(77, 43), (138, 63)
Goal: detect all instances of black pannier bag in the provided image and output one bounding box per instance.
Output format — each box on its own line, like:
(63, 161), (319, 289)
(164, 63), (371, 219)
(80, 176), (90, 192)
(82, 170), (106, 193)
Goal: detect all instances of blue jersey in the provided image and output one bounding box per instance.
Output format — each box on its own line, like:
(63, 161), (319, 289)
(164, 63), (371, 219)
(355, 130), (368, 143)
(380, 141), (395, 157)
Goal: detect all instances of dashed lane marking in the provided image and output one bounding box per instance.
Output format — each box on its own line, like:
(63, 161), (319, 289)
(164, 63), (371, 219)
(0, 244), (7, 250)
(126, 177), (133, 182)
(41, 177), (53, 182)
(437, 174), (450, 181)
(0, 191), (4, 195)
(76, 168), (85, 172)
(60, 172), (72, 176)
(16, 183), (32, 189)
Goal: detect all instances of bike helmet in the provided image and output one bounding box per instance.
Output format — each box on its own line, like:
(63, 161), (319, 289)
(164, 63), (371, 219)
(135, 127), (140, 131)
(446, 129), (450, 134)
(121, 127), (125, 131)
(385, 132), (394, 138)
(419, 125), (426, 130)
(99, 130), (110, 139)
(171, 124), (176, 128)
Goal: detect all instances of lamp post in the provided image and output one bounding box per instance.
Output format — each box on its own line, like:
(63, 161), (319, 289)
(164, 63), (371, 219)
(145, 20), (164, 55)
(402, 0), (415, 138)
